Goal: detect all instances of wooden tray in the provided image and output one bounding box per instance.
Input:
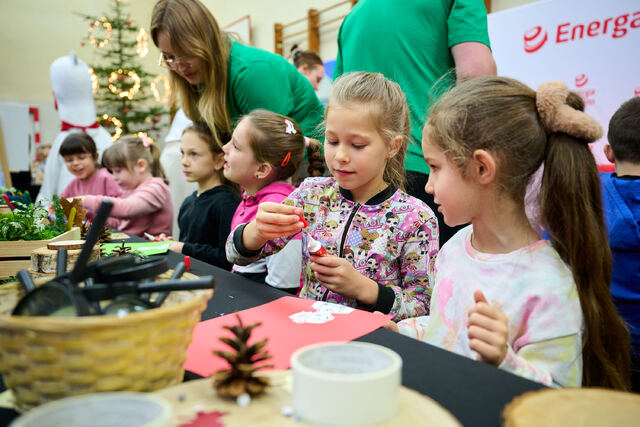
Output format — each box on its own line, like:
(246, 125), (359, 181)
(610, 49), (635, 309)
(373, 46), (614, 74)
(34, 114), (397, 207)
(154, 371), (461, 426)
(0, 227), (80, 279)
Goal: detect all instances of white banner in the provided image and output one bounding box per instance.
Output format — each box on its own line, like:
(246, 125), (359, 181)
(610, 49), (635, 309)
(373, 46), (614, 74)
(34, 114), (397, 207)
(488, 0), (640, 164)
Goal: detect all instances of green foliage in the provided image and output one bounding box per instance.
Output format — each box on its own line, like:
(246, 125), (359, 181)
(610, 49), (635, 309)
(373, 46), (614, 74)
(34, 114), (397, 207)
(0, 197), (67, 241)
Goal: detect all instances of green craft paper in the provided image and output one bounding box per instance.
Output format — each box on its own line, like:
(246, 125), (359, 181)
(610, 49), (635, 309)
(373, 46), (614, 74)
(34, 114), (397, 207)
(101, 241), (171, 256)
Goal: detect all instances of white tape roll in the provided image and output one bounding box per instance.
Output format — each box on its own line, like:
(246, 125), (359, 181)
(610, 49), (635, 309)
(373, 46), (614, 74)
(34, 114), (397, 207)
(291, 342), (402, 425)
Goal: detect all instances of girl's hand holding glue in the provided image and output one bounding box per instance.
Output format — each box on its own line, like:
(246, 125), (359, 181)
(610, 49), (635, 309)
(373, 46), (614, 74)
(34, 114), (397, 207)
(467, 290), (509, 366)
(144, 232), (160, 242)
(243, 202), (304, 250)
(307, 235), (327, 257)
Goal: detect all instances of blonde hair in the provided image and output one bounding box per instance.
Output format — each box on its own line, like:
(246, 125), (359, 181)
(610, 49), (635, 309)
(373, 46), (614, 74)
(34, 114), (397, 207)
(101, 135), (168, 185)
(325, 72), (410, 191)
(425, 75), (630, 390)
(183, 121), (239, 194)
(151, 0), (231, 147)
(243, 109), (324, 182)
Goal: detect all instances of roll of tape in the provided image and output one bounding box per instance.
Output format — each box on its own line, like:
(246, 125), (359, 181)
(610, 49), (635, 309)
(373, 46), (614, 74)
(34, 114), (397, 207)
(291, 342), (402, 425)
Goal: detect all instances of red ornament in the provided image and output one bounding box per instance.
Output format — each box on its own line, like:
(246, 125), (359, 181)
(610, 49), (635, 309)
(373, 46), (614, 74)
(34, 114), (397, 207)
(123, 108), (130, 114)
(90, 22), (94, 27)
(141, 89), (145, 94)
(120, 75), (125, 81)
(80, 41), (85, 46)
(156, 114), (162, 120)
(126, 20), (131, 26)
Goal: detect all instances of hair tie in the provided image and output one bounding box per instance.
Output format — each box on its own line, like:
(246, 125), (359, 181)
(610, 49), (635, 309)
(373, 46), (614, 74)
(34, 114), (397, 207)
(281, 151), (292, 167)
(535, 81), (603, 142)
(141, 134), (151, 148)
(284, 119), (296, 135)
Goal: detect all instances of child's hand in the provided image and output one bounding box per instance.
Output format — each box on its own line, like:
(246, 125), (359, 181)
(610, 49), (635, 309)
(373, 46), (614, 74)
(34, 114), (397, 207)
(467, 290), (509, 366)
(374, 311), (400, 333)
(243, 202), (303, 250)
(157, 233), (172, 241)
(310, 255), (379, 305)
(168, 241), (184, 253)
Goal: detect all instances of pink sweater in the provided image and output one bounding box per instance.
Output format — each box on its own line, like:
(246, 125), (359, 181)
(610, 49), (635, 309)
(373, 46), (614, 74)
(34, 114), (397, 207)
(60, 168), (123, 199)
(82, 177), (173, 237)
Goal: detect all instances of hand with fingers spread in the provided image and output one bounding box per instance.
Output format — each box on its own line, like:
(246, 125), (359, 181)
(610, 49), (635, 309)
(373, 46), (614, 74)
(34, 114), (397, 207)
(467, 290), (509, 366)
(242, 202), (305, 251)
(310, 254), (379, 305)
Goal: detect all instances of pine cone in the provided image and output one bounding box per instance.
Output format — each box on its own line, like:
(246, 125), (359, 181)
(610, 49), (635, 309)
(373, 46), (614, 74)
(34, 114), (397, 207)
(212, 314), (273, 398)
(110, 240), (132, 257)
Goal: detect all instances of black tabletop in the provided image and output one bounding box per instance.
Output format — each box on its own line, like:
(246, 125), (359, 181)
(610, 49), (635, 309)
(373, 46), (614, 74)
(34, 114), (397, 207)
(1, 246), (544, 427)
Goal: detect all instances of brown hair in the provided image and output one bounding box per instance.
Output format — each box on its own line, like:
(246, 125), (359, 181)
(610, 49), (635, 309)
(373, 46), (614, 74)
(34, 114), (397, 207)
(183, 121), (239, 194)
(608, 96), (640, 163)
(243, 109), (324, 182)
(425, 75), (630, 390)
(290, 44), (323, 69)
(101, 135), (168, 185)
(325, 72), (409, 191)
(151, 0), (231, 147)
(60, 133), (98, 160)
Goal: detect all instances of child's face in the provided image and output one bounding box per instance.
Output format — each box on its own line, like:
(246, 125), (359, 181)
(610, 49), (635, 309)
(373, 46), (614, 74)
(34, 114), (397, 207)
(222, 118), (263, 187)
(62, 152), (97, 180)
(422, 133), (478, 226)
(180, 130), (222, 185)
(109, 166), (140, 191)
(324, 105), (398, 203)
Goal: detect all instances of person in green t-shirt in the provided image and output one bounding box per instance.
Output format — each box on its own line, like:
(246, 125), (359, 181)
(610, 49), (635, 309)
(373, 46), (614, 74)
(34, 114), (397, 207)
(334, 0), (496, 246)
(151, 0), (324, 148)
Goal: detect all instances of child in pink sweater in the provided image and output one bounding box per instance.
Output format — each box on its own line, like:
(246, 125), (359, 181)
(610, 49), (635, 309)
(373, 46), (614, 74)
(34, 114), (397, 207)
(82, 135), (172, 237)
(59, 133), (122, 199)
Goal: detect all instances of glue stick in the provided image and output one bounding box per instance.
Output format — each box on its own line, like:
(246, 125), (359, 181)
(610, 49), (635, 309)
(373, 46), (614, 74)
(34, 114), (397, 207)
(308, 236), (328, 257)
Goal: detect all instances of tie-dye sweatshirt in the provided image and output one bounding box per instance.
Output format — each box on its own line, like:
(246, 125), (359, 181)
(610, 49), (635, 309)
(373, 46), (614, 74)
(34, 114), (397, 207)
(398, 225), (583, 387)
(226, 177), (439, 320)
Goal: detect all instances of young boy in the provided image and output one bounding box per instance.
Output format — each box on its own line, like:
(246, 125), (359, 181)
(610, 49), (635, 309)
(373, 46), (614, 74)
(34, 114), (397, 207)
(601, 96), (640, 392)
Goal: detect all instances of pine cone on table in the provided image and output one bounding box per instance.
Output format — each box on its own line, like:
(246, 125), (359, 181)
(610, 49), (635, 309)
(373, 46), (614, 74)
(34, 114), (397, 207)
(212, 314), (273, 398)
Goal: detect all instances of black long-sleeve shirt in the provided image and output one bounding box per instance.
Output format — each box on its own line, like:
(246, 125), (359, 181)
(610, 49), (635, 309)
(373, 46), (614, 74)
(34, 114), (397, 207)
(178, 186), (239, 270)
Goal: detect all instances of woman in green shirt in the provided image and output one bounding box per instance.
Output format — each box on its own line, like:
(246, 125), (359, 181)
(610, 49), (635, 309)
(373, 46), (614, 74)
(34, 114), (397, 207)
(151, 0), (324, 147)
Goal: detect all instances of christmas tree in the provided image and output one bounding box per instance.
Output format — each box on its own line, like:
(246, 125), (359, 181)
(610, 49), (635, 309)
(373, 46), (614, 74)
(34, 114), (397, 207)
(78, 0), (170, 141)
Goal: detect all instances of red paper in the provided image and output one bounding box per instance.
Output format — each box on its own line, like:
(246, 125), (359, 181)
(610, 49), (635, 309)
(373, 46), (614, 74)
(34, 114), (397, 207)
(184, 296), (391, 377)
(178, 410), (227, 427)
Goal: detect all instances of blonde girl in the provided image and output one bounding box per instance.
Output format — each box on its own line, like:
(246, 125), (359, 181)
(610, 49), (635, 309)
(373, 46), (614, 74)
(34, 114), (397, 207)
(227, 72), (439, 320)
(82, 136), (172, 237)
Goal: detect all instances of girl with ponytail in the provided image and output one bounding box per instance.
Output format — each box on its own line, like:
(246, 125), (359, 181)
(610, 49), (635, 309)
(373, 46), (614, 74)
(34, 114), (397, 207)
(395, 76), (630, 389)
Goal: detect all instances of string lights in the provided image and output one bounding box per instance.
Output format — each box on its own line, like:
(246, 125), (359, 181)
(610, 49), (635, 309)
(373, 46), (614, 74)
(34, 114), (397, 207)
(150, 75), (171, 103)
(136, 132), (154, 143)
(88, 68), (98, 94)
(99, 114), (123, 141)
(108, 69), (141, 99)
(88, 18), (112, 48)
(136, 28), (149, 57)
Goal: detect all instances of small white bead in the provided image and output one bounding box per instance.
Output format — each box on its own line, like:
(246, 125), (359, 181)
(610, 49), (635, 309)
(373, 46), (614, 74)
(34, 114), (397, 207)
(236, 393), (251, 407)
(281, 406), (295, 417)
(192, 404), (204, 413)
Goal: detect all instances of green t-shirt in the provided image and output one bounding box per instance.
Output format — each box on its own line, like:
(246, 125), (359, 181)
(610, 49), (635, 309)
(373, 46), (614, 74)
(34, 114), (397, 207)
(227, 41), (324, 139)
(333, 0), (491, 174)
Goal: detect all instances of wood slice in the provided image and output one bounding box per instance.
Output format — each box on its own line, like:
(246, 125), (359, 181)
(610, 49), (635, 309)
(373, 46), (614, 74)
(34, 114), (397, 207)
(30, 246), (100, 274)
(47, 240), (87, 250)
(154, 371), (461, 426)
(503, 388), (640, 427)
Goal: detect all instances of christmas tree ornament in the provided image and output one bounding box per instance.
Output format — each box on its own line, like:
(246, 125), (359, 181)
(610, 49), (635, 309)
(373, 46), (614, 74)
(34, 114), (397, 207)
(108, 69), (140, 99)
(99, 114), (123, 141)
(151, 75), (171, 103)
(136, 28), (149, 57)
(88, 18), (112, 48)
(88, 68), (98, 94)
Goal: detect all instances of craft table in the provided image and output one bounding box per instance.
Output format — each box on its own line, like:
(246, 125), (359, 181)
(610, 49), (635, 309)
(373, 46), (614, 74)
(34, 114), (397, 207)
(0, 244), (544, 427)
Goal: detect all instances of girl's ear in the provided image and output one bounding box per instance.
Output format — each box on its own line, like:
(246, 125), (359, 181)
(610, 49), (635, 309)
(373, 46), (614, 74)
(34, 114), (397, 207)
(92, 153), (99, 163)
(471, 149), (496, 185)
(212, 152), (225, 170)
(255, 162), (273, 180)
(135, 158), (148, 174)
(387, 135), (403, 160)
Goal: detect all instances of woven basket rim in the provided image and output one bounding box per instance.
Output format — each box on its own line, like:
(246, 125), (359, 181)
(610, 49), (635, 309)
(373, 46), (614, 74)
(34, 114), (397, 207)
(0, 289), (212, 332)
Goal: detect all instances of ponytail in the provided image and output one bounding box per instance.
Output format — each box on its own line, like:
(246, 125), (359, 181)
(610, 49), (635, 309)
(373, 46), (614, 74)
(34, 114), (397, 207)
(102, 135), (169, 185)
(537, 83), (630, 390)
(305, 138), (325, 177)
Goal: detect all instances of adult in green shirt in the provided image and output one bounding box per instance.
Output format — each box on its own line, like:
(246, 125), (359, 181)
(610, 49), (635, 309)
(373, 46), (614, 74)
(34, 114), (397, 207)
(151, 0), (324, 147)
(334, 0), (496, 246)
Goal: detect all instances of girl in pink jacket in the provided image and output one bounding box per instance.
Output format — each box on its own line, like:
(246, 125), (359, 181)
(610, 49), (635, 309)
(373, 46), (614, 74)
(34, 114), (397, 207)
(82, 135), (172, 237)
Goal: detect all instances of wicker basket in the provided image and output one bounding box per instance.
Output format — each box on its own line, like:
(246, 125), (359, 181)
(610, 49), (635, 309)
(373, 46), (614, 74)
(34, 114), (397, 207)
(0, 275), (212, 412)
